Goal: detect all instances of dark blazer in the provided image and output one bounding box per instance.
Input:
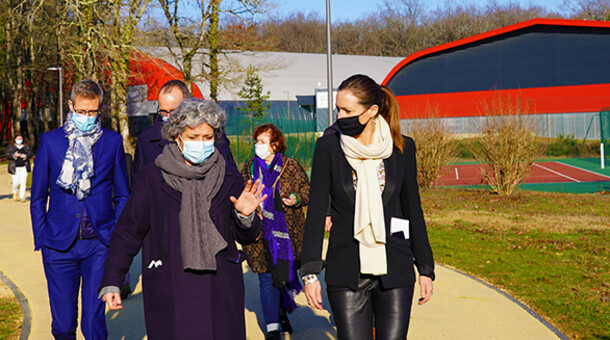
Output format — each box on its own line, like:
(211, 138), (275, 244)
(29, 127), (130, 251)
(132, 117), (235, 177)
(300, 133), (434, 291)
(6, 143), (33, 174)
(100, 160), (261, 339)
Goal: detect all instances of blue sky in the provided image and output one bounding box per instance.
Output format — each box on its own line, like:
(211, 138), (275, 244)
(273, 0), (569, 22)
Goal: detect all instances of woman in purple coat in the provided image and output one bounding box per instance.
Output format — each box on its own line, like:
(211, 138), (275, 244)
(99, 98), (266, 339)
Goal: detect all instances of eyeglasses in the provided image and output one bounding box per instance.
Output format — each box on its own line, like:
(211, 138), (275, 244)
(158, 108), (177, 116)
(73, 110), (99, 117)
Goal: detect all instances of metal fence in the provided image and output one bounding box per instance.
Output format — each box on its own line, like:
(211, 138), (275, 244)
(224, 104), (318, 171)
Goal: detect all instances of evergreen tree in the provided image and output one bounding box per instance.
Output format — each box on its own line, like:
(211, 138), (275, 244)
(236, 67), (271, 134)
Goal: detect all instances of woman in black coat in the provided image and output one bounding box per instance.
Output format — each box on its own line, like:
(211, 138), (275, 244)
(100, 98), (266, 339)
(300, 75), (435, 340)
(5, 133), (33, 202)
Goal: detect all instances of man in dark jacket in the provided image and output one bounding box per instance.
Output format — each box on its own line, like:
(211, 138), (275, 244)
(132, 80), (234, 178)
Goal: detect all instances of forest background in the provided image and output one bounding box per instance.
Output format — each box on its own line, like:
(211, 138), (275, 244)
(1, 0), (609, 153)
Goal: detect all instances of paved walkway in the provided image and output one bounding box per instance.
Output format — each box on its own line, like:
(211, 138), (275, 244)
(0, 165), (565, 339)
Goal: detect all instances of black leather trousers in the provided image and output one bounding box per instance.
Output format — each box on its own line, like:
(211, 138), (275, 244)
(327, 276), (414, 340)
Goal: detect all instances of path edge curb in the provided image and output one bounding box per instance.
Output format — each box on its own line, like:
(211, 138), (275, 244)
(0, 270), (31, 340)
(439, 264), (570, 340)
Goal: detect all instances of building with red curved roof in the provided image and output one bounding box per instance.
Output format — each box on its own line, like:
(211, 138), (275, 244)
(382, 18), (610, 139)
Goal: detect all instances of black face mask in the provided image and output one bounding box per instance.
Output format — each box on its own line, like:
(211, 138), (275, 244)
(337, 110), (370, 137)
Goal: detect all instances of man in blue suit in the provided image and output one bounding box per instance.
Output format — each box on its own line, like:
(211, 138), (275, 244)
(30, 79), (129, 339)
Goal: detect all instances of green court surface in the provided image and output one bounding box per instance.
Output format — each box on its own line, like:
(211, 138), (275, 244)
(441, 158), (610, 194)
(523, 158), (609, 193)
(552, 157), (610, 177)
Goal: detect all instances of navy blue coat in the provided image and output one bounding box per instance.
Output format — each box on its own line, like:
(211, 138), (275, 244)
(100, 158), (261, 339)
(30, 127), (130, 251)
(132, 117), (235, 177)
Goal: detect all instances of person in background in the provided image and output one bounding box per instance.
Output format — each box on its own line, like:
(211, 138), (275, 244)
(240, 123), (310, 340)
(132, 79), (234, 177)
(100, 98), (264, 339)
(300, 74), (435, 340)
(30, 79), (130, 339)
(6, 133), (33, 202)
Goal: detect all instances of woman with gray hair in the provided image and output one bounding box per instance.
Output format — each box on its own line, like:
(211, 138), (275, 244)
(99, 98), (266, 339)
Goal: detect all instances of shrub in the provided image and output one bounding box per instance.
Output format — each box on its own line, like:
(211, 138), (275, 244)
(408, 107), (455, 189)
(473, 92), (544, 196)
(547, 134), (579, 156)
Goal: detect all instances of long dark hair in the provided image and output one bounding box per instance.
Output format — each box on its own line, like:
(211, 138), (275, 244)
(338, 74), (404, 152)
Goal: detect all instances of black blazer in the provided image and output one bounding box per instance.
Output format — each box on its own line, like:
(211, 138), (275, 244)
(300, 133), (434, 291)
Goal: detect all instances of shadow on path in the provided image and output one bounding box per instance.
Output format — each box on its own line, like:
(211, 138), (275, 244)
(244, 266), (336, 339)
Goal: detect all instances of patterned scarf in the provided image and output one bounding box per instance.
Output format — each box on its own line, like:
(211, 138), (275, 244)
(57, 112), (103, 200)
(252, 153), (302, 311)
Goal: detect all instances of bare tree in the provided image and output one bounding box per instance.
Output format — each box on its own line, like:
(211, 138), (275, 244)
(563, 0), (610, 20)
(108, 0), (150, 155)
(260, 12), (326, 53)
(1, 0), (61, 146)
(408, 105), (455, 189)
(473, 92), (544, 196)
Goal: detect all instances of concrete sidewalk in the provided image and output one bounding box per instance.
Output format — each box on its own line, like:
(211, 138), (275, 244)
(0, 165), (565, 339)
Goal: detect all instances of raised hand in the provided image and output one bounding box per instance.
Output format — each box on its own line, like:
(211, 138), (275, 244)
(230, 179), (267, 216)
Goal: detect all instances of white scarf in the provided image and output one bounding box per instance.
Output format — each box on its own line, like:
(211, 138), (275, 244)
(340, 116), (393, 275)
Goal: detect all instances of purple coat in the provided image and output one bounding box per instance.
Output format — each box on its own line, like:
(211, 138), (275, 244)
(100, 159), (261, 339)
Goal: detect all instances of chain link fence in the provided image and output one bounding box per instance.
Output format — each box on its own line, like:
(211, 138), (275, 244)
(224, 104), (318, 171)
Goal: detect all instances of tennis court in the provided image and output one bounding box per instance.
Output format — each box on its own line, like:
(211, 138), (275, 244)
(435, 159), (610, 187)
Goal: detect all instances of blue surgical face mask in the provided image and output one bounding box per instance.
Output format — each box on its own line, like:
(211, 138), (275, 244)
(72, 112), (98, 132)
(179, 136), (215, 164)
(15, 139), (23, 145)
(161, 115), (169, 123)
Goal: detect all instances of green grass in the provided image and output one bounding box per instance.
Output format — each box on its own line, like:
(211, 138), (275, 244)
(421, 188), (610, 339)
(0, 282), (22, 340)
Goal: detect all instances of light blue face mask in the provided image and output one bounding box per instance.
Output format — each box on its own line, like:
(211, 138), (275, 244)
(72, 112), (98, 132)
(161, 115), (169, 123)
(179, 136), (215, 164)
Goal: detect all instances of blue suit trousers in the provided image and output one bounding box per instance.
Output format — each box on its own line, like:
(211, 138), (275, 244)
(42, 238), (108, 340)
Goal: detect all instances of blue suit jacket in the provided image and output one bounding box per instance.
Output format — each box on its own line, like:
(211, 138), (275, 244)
(30, 127), (130, 251)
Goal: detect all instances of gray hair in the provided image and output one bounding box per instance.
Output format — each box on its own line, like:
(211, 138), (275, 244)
(162, 98), (226, 140)
(70, 79), (103, 103)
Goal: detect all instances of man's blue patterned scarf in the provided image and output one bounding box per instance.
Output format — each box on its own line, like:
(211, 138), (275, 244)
(56, 112), (103, 200)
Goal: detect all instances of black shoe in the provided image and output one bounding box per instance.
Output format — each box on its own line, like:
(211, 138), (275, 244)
(265, 330), (281, 340)
(120, 284), (132, 299)
(280, 316), (292, 334)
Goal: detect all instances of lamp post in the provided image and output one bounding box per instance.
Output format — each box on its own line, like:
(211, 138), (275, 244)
(326, 0), (333, 127)
(46, 67), (63, 126)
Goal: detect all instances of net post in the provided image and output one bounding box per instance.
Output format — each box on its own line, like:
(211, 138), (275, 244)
(601, 143), (605, 169)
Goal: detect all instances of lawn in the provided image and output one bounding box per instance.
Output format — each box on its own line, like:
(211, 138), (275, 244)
(0, 279), (22, 340)
(420, 188), (610, 339)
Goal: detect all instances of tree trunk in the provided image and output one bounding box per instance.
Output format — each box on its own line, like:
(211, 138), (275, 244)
(208, 0), (221, 102)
